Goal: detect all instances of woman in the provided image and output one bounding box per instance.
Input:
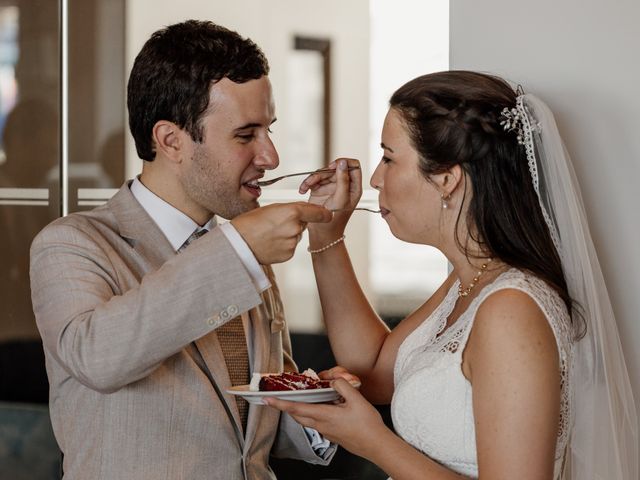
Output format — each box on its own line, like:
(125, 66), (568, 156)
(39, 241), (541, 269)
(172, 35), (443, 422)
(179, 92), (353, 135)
(264, 71), (637, 480)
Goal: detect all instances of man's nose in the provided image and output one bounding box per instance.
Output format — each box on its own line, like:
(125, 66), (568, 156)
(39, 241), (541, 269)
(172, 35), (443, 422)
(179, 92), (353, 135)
(255, 137), (279, 170)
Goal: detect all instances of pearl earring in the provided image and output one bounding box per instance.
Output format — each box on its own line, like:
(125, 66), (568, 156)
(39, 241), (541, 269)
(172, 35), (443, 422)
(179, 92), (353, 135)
(441, 193), (450, 210)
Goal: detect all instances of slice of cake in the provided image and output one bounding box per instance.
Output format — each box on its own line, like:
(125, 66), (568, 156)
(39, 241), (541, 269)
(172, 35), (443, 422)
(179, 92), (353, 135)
(249, 369), (331, 392)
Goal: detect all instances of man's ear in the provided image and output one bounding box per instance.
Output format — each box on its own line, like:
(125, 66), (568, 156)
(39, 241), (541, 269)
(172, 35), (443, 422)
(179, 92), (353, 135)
(152, 120), (185, 163)
(433, 164), (464, 197)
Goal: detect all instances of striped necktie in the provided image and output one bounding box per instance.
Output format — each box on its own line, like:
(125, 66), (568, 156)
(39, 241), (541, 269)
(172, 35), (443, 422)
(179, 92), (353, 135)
(178, 228), (208, 253)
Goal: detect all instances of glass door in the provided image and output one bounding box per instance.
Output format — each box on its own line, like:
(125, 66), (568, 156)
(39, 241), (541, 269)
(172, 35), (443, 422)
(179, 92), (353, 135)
(0, 0), (61, 404)
(0, 2), (62, 477)
(68, 0), (125, 211)
(0, 0), (125, 476)
(0, 0), (126, 402)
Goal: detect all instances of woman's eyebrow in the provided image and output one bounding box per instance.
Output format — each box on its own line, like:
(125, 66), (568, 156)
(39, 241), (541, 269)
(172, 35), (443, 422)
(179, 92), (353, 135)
(381, 142), (394, 153)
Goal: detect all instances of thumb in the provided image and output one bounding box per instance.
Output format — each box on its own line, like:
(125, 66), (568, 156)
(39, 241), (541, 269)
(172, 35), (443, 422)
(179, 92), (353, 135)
(332, 159), (351, 208)
(296, 203), (332, 224)
(331, 377), (360, 401)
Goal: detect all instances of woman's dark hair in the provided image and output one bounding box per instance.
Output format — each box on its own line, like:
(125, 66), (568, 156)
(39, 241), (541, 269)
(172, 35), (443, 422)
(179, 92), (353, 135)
(127, 20), (269, 161)
(390, 70), (580, 329)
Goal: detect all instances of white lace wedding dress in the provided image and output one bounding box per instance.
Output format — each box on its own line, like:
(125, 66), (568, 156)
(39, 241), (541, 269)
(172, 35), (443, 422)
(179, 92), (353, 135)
(391, 269), (573, 479)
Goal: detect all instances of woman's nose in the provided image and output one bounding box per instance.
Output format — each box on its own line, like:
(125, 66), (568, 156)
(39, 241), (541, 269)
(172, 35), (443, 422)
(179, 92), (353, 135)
(370, 162), (383, 190)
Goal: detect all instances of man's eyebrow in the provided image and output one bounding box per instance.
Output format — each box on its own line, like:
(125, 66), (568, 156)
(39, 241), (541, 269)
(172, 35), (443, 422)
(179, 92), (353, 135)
(235, 118), (278, 131)
(381, 142), (394, 153)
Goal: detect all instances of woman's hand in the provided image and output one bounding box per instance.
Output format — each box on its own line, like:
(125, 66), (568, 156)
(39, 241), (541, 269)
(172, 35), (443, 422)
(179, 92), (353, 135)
(317, 365), (361, 385)
(263, 377), (387, 458)
(300, 158), (362, 211)
(299, 158), (362, 240)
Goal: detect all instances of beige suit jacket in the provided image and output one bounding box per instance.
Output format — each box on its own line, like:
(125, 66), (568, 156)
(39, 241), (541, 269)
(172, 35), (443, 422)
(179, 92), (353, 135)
(30, 183), (333, 479)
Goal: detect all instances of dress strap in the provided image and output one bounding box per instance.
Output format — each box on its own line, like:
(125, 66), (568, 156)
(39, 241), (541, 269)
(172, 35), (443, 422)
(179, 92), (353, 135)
(446, 269), (571, 359)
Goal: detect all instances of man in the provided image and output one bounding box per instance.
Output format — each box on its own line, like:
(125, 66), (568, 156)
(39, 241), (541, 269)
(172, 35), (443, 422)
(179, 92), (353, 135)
(30, 20), (337, 479)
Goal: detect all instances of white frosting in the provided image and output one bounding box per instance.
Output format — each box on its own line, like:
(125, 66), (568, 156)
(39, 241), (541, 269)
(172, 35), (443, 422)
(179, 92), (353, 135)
(302, 368), (319, 380)
(249, 373), (262, 392)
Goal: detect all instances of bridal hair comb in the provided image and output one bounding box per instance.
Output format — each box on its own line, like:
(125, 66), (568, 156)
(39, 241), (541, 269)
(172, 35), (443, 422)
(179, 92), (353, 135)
(500, 105), (526, 145)
(500, 85), (539, 146)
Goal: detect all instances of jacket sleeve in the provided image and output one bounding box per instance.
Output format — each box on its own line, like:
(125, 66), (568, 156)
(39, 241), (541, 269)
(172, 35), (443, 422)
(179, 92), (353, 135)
(271, 412), (337, 465)
(30, 222), (262, 394)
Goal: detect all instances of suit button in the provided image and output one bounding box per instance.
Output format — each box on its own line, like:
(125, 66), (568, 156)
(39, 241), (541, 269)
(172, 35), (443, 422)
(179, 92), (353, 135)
(220, 310), (229, 320)
(228, 305), (238, 316)
(207, 318), (215, 326)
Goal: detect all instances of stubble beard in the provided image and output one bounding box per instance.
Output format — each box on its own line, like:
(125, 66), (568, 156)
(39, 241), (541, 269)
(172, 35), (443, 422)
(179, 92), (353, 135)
(183, 145), (258, 221)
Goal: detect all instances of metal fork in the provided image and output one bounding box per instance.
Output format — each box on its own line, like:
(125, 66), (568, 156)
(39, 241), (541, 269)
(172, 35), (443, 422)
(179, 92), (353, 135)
(256, 166), (360, 187)
(331, 207), (381, 213)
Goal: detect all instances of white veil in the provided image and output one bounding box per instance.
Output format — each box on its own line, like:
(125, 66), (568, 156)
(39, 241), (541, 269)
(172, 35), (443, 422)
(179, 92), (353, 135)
(517, 94), (638, 480)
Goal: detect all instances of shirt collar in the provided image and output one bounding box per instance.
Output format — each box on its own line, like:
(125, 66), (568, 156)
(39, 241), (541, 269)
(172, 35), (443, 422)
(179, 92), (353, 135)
(130, 176), (216, 252)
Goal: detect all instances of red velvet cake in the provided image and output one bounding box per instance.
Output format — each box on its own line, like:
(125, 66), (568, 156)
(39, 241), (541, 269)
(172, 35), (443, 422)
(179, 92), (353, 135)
(250, 369), (330, 391)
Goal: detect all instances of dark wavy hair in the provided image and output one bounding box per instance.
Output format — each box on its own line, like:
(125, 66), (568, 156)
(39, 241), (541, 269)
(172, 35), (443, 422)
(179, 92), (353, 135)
(390, 70), (580, 329)
(127, 20), (269, 161)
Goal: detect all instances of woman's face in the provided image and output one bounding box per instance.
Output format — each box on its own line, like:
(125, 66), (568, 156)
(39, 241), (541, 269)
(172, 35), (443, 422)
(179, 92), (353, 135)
(370, 108), (442, 244)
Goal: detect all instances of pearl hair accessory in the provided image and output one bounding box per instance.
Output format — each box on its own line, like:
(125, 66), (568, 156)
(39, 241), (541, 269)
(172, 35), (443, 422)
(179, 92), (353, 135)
(500, 106), (526, 145)
(458, 258), (492, 297)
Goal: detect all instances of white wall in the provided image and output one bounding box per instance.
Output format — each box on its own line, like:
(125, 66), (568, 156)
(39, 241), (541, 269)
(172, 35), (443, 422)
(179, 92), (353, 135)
(451, 0), (640, 453)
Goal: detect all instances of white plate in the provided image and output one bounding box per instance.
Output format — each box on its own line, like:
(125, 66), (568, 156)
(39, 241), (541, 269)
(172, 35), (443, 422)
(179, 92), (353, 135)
(227, 380), (360, 404)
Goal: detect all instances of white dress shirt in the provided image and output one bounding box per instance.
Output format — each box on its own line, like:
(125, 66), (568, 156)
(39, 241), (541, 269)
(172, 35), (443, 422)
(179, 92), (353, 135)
(130, 177), (269, 291)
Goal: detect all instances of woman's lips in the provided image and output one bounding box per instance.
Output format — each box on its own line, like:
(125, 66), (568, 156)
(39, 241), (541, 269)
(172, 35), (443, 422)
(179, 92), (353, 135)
(380, 206), (390, 217)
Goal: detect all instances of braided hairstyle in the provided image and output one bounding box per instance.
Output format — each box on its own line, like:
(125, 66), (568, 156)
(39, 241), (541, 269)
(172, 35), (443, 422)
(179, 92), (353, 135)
(390, 70), (575, 319)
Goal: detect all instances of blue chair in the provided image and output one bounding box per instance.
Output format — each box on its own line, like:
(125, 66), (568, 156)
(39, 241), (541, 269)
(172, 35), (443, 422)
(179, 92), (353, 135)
(0, 402), (61, 480)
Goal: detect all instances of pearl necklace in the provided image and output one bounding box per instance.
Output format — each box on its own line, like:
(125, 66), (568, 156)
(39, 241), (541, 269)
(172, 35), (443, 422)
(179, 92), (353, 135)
(458, 258), (492, 297)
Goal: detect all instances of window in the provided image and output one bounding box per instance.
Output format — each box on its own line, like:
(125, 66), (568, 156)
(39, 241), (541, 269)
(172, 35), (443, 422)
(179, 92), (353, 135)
(368, 0), (449, 324)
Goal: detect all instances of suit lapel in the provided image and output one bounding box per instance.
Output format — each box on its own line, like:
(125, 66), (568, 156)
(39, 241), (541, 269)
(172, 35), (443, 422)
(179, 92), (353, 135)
(243, 268), (278, 452)
(107, 182), (246, 442)
(108, 182), (175, 269)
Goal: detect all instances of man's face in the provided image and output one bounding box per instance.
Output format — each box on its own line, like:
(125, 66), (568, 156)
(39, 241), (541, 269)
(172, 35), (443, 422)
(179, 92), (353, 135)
(178, 75), (278, 220)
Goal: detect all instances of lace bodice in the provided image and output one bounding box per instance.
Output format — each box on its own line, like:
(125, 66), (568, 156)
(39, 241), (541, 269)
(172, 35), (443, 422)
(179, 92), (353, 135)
(391, 269), (573, 478)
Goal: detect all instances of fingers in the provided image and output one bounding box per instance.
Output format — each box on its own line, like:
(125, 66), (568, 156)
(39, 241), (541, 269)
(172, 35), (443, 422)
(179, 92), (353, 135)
(263, 397), (331, 424)
(330, 378), (360, 401)
(298, 158), (361, 195)
(230, 202), (331, 264)
(318, 366), (361, 385)
(295, 203), (333, 224)
(331, 159), (352, 209)
(262, 396), (297, 412)
(262, 398), (316, 428)
(298, 165), (337, 195)
(263, 396), (332, 417)
(318, 366), (346, 379)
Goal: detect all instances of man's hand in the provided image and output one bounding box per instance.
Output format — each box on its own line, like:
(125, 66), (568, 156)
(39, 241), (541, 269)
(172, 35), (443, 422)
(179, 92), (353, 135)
(231, 202), (332, 264)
